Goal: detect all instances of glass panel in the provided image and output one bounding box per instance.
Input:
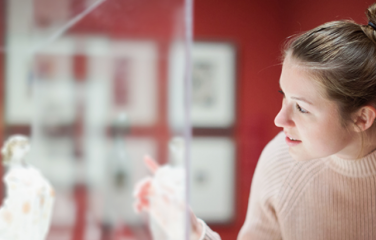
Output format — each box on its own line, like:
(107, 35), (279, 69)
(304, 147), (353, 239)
(3, 0), (193, 239)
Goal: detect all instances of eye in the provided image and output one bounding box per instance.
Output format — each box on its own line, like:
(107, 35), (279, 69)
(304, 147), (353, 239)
(296, 103), (308, 113)
(278, 90), (285, 97)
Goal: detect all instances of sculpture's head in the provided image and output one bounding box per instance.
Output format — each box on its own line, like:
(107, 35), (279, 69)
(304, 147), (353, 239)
(1, 135), (30, 165)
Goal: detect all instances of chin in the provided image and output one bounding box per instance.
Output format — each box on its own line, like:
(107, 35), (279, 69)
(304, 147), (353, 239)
(288, 148), (315, 161)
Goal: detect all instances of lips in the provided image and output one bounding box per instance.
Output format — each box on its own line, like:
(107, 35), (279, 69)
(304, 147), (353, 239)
(284, 132), (302, 147)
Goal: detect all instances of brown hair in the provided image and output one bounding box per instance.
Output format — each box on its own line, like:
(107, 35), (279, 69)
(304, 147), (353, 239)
(283, 3), (376, 128)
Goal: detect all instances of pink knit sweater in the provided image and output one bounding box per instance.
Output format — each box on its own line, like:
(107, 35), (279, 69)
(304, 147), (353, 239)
(202, 131), (376, 240)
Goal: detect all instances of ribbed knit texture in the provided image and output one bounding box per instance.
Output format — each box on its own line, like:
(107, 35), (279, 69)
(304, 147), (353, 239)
(203, 131), (376, 240)
(200, 219), (221, 240)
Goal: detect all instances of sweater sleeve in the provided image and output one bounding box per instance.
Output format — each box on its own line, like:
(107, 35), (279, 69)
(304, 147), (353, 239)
(238, 132), (292, 240)
(198, 132), (292, 240)
(198, 219), (222, 240)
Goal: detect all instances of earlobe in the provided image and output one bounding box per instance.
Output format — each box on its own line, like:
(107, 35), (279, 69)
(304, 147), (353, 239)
(353, 106), (376, 132)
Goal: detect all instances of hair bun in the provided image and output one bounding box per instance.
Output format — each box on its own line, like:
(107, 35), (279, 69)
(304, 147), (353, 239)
(362, 3), (376, 44)
(367, 3), (376, 25)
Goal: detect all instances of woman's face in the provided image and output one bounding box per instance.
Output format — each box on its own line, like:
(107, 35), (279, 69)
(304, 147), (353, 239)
(274, 56), (360, 161)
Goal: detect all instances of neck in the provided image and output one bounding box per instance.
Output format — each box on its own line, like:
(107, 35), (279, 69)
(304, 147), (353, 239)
(334, 129), (376, 160)
(353, 130), (376, 159)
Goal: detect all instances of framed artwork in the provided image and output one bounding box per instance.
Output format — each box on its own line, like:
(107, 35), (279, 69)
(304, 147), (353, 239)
(6, 0), (78, 125)
(6, 36), (76, 125)
(84, 39), (159, 127)
(108, 41), (158, 127)
(169, 42), (236, 129)
(189, 137), (235, 223)
(30, 134), (77, 188)
(6, 34), (159, 127)
(85, 136), (157, 225)
(165, 136), (236, 223)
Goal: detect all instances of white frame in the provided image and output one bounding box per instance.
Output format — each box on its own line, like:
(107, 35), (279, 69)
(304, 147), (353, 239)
(84, 39), (159, 127)
(108, 41), (158, 126)
(6, 0), (159, 127)
(190, 137), (235, 223)
(169, 42), (236, 128)
(86, 136), (157, 225)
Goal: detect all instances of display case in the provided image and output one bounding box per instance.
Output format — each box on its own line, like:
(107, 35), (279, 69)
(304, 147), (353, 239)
(4, 0), (194, 239)
(2, 0), (237, 239)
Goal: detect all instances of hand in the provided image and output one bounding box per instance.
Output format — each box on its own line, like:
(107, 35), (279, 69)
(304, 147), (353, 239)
(133, 155), (204, 240)
(133, 155), (159, 213)
(190, 207), (204, 240)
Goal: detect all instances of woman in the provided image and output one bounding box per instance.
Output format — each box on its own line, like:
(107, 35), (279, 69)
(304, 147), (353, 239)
(135, 3), (376, 240)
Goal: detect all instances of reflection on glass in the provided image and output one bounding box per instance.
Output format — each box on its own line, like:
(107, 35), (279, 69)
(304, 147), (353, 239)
(4, 0), (192, 239)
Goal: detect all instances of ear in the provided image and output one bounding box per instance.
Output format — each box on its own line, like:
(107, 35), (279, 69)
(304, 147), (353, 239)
(353, 105), (376, 132)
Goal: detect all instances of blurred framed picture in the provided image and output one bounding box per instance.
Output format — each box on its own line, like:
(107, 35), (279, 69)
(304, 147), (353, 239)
(85, 40), (158, 127)
(190, 137), (235, 223)
(85, 136), (157, 225)
(191, 42), (236, 127)
(169, 42), (236, 129)
(108, 41), (158, 127)
(6, 36), (76, 125)
(6, 0), (77, 125)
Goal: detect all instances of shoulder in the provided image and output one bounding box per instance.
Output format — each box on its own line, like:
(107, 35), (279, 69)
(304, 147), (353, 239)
(254, 131), (295, 182)
(240, 132), (328, 239)
(252, 132), (327, 208)
(240, 132), (295, 239)
(251, 132), (326, 205)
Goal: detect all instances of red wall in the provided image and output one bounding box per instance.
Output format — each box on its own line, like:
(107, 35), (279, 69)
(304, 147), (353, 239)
(1, 0), (373, 239)
(193, 0), (374, 239)
(194, 1), (284, 238)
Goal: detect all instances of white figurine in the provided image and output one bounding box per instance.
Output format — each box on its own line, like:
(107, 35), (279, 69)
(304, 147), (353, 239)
(0, 135), (54, 240)
(134, 155), (187, 240)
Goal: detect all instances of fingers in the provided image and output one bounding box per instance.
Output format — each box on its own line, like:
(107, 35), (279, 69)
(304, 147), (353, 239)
(144, 155), (159, 174)
(133, 177), (153, 213)
(133, 155), (159, 213)
(133, 197), (150, 213)
(133, 177), (152, 197)
(189, 207), (204, 239)
(189, 207), (199, 227)
(133, 155), (160, 213)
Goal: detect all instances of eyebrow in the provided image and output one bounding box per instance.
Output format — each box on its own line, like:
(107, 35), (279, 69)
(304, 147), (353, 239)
(291, 96), (313, 105)
(279, 89), (313, 105)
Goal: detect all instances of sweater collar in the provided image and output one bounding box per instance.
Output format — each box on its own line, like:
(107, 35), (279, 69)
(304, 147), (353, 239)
(326, 150), (376, 177)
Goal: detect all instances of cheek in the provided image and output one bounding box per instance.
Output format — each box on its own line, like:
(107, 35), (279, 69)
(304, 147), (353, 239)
(305, 120), (349, 152)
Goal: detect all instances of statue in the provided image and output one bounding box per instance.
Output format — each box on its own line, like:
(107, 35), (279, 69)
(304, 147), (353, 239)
(0, 135), (54, 240)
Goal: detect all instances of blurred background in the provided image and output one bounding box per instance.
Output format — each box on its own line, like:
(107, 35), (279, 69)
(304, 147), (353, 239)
(0, 0), (372, 239)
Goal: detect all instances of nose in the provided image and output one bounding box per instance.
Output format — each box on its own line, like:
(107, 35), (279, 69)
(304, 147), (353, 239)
(274, 104), (294, 128)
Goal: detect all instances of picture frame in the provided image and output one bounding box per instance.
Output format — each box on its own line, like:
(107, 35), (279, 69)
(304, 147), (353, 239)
(84, 39), (159, 127)
(6, 36), (76, 125)
(189, 137), (235, 223)
(87, 136), (157, 225)
(107, 40), (159, 127)
(169, 42), (236, 129)
(6, 34), (159, 127)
